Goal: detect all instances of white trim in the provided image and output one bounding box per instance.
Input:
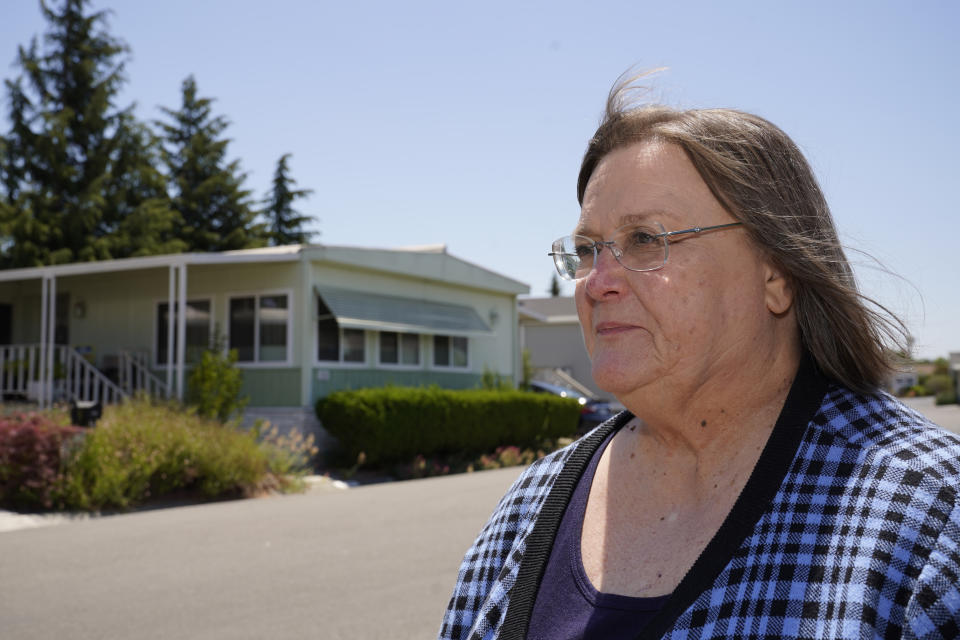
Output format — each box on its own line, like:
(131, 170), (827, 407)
(176, 264), (187, 400)
(166, 266), (175, 397)
(226, 289), (294, 367)
(39, 277), (48, 408)
(152, 296), (215, 369)
(0, 248), (303, 283)
(335, 317), (490, 336)
(46, 277), (56, 408)
(0, 243), (530, 296)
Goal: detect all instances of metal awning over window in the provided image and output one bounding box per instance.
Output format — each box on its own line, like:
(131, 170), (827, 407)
(316, 287), (492, 335)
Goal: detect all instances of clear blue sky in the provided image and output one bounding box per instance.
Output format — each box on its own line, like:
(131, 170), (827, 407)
(3, 0), (957, 359)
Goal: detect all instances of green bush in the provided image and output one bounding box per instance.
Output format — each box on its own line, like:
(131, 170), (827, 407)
(56, 400), (319, 511)
(316, 387), (580, 467)
(935, 390), (957, 406)
(59, 401), (268, 510)
(926, 374), (954, 396)
(187, 347), (247, 423)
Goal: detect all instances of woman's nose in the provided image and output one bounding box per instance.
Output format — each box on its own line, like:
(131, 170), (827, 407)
(583, 244), (626, 299)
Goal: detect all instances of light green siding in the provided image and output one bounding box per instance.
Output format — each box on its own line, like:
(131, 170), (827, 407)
(311, 368), (486, 400)
(240, 368), (302, 406)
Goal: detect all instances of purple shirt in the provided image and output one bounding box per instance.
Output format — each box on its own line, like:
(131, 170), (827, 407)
(527, 429), (670, 639)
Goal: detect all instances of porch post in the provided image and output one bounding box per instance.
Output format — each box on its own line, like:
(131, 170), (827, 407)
(39, 276), (48, 409)
(299, 250), (312, 409)
(176, 263), (187, 401)
(47, 276), (56, 408)
(167, 265), (175, 397)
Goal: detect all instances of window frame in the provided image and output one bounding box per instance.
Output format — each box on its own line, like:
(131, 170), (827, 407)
(377, 331), (422, 369)
(430, 334), (470, 371)
(314, 325), (369, 367)
(226, 289), (294, 368)
(153, 297), (214, 369)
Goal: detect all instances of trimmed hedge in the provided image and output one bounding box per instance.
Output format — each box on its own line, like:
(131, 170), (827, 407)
(316, 387), (581, 466)
(935, 390), (957, 406)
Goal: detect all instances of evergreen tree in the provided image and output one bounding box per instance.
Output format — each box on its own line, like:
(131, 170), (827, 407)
(549, 272), (561, 297)
(105, 114), (186, 257)
(263, 153), (315, 246)
(156, 76), (265, 252)
(0, 0), (180, 266)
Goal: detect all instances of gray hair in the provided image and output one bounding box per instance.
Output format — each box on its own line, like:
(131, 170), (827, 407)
(577, 76), (907, 393)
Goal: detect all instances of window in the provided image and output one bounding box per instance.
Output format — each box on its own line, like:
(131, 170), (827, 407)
(433, 335), (468, 368)
(229, 293), (290, 363)
(380, 332), (420, 366)
(317, 297), (366, 364)
(343, 329), (365, 363)
(157, 300), (211, 365)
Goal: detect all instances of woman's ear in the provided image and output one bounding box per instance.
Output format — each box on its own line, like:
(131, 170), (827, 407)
(764, 262), (793, 315)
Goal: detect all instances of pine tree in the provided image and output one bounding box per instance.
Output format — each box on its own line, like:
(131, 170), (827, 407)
(156, 76), (265, 252)
(105, 114), (186, 257)
(263, 153), (315, 246)
(2, 0), (128, 266)
(549, 272), (561, 297)
(0, 0), (181, 266)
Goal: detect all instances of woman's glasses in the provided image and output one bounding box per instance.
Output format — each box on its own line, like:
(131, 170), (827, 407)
(549, 221), (743, 281)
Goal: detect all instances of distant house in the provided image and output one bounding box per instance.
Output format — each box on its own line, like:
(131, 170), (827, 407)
(888, 366), (919, 395)
(0, 244), (528, 430)
(518, 296), (600, 397)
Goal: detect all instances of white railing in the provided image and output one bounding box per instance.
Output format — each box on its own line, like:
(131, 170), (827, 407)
(0, 344), (126, 406)
(0, 344), (40, 399)
(119, 350), (169, 398)
(57, 346), (125, 405)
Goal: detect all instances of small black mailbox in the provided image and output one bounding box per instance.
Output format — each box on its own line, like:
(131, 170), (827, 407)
(71, 400), (102, 428)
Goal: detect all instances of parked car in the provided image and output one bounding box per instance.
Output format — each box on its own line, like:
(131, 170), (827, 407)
(528, 380), (620, 433)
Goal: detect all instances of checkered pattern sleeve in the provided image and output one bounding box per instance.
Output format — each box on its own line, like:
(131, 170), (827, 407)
(904, 497), (960, 639)
(437, 444), (576, 640)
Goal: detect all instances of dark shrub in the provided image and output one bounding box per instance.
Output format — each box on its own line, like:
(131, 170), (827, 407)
(0, 414), (83, 510)
(935, 390), (957, 406)
(317, 387), (580, 467)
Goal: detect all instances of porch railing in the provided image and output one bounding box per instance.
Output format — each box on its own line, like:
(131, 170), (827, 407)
(0, 344), (40, 399)
(59, 346), (125, 405)
(119, 350), (169, 399)
(0, 344), (126, 406)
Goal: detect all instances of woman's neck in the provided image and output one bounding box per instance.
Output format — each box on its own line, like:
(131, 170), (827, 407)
(619, 336), (802, 470)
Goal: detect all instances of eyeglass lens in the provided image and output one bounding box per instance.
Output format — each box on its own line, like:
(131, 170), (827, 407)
(552, 223), (667, 280)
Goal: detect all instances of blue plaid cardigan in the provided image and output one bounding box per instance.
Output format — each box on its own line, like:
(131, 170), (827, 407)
(439, 363), (960, 639)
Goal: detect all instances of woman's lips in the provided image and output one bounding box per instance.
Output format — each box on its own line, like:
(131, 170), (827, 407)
(594, 322), (639, 336)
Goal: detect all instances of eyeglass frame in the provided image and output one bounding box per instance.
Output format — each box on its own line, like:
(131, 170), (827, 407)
(548, 221), (744, 281)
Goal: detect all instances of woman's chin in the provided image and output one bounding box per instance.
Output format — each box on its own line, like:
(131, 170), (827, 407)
(591, 357), (657, 399)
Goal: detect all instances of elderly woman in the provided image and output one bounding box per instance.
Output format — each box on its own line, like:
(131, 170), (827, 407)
(438, 80), (960, 640)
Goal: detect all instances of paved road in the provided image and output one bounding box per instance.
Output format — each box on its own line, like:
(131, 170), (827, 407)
(901, 395), (960, 434)
(0, 467), (524, 640)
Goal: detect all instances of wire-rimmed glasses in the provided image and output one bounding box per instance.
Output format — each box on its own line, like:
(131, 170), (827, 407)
(549, 221), (743, 281)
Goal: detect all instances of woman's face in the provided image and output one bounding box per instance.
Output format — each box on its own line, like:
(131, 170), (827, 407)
(575, 141), (788, 403)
